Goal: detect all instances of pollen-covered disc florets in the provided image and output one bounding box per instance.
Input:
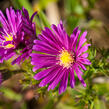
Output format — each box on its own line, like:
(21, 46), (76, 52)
(3, 34), (15, 49)
(59, 50), (74, 68)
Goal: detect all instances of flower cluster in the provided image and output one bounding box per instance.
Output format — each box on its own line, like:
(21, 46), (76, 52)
(0, 7), (91, 94)
(0, 7), (37, 64)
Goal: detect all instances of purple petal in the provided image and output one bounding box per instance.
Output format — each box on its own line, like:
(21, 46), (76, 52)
(39, 66), (62, 87)
(59, 69), (69, 94)
(71, 27), (79, 38)
(70, 30), (81, 51)
(77, 31), (87, 50)
(31, 54), (57, 70)
(30, 11), (37, 22)
(77, 62), (87, 70)
(38, 29), (62, 50)
(48, 67), (66, 91)
(78, 58), (91, 65)
(57, 21), (69, 49)
(33, 40), (59, 54)
(12, 55), (21, 65)
(70, 67), (75, 88)
(44, 27), (61, 50)
(77, 44), (91, 56)
(31, 53), (56, 59)
(4, 51), (15, 60)
(74, 64), (86, 87)
(31, 53), (57, 66)
(34, 65), (58, 80)
(33, 44), (58, 55)
(70, 27), (79, 47)
(80, 53), (89, 58)
(0, 10), (9, 31)
(6, 8), (15, 35)
(51, 24), (63, 45)
(76, 65), (83, 75)
(22, 7), (29, 21)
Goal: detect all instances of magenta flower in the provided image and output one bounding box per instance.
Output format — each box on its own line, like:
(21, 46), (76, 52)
(0, 7), (23, 63)
(31, 21), (91, 94)
(12, 8), (37, 64)
(0, 7), (37, 64)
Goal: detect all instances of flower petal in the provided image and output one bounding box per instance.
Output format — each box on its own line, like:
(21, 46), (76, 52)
(59, 69), (69, 94)
(39, 66), (62, 87)
(77, 62), (87, 70)
(70, 67), (75, 88)
(78, 58), (91, 65)
(34, 65), (58, 80)
(48, 67), (66, 91)
(74, 64), (86, 87)
(77, 31), (87, 50)
(77, 44), (91, 56)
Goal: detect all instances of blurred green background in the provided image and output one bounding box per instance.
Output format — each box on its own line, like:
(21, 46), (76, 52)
(0, 0), (109, 109)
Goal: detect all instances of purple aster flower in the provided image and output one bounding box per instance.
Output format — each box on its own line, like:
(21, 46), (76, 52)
(0, 7), (23, 63)
(0, 7), (37, 64)
(12, 7), (37, 64)
(31, 21), (91, 94)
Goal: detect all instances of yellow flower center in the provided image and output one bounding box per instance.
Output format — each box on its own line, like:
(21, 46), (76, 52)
(5, 34), (13, 41)
(59, 50), (74, 68)
(4, 34), (15, 48)
(5, 44), (15, 48)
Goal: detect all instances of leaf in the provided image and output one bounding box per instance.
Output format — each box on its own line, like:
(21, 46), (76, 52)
(38, 11), (51, 28)
(90, 101), (94, 109)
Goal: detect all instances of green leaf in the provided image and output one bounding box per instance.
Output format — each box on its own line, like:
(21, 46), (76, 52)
(90, 101), (94, 109)
(38, 11), (51, 28)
